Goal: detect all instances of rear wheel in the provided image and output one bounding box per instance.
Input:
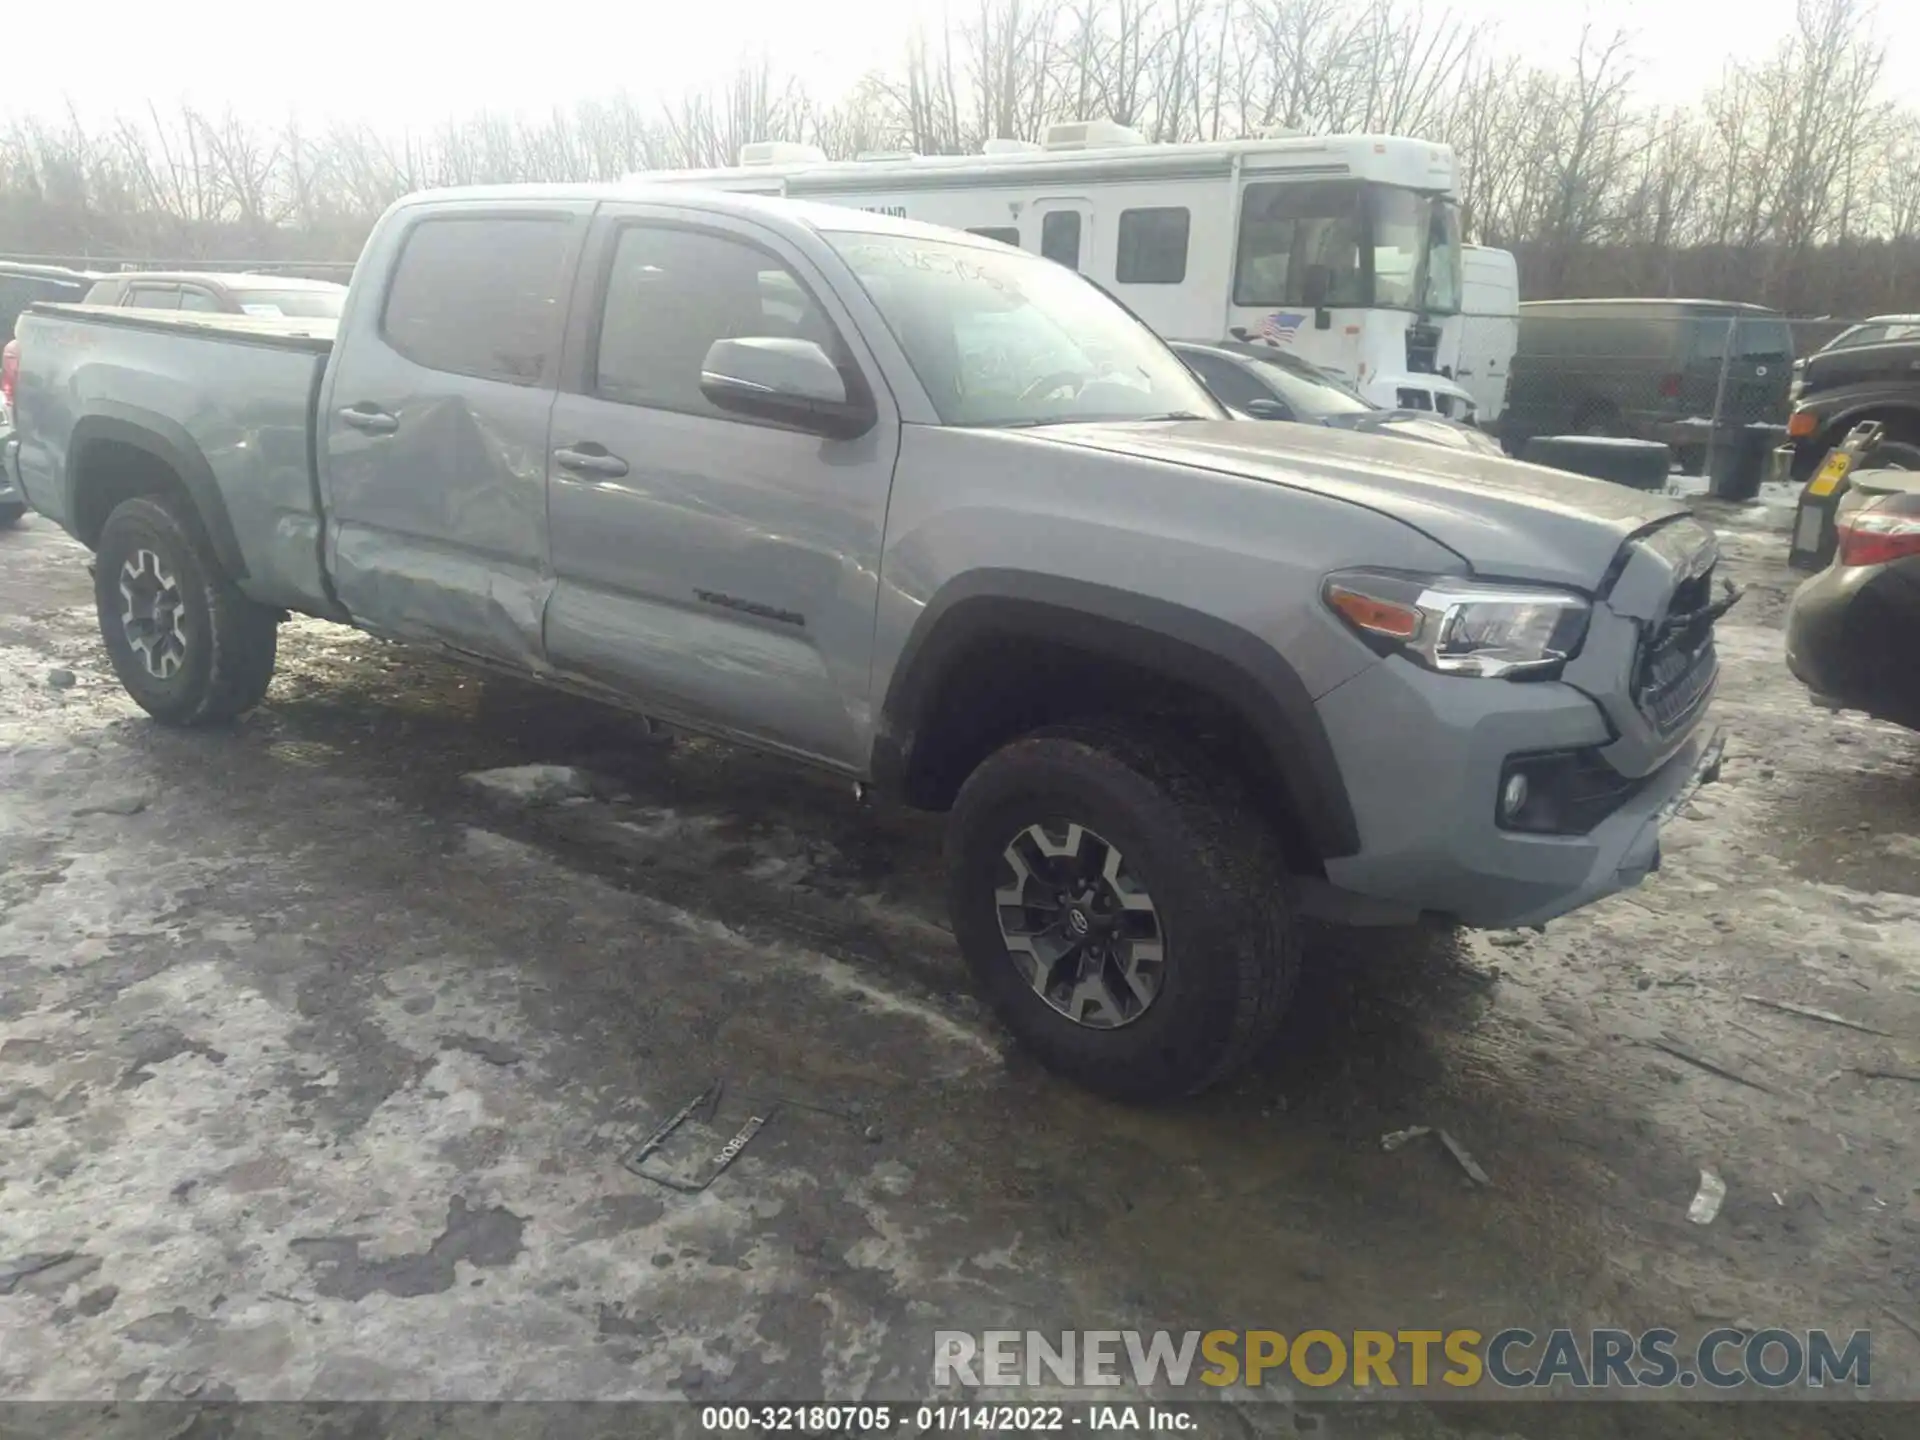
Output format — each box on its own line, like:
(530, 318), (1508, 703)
(93, 494), (278, 725)
(0, 501), (24, 528)
(945, 724), (1299, 1102)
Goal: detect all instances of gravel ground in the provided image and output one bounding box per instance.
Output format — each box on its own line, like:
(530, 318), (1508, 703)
(1, 500), (1916, 1439)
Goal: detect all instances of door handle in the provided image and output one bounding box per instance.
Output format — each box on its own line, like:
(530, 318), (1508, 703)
(338, 405), (398, 435)
(554, 445), (630, 479)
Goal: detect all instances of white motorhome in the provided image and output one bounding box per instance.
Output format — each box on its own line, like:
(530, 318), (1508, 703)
(628, 122), (1490, 416)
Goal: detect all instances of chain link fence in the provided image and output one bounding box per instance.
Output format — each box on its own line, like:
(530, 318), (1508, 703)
(1493, 313), (1890, 496)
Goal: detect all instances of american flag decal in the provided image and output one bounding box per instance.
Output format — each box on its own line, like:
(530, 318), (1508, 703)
(1258, 311), (1306, 346)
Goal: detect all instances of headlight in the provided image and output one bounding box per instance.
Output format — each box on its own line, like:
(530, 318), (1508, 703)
(1323, 569), (1591, 678)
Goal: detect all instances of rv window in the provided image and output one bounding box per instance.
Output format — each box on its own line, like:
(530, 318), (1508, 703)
(1116, 208), (1189, 284)
(1234, 181), (1367, 309)
(1041, 211), (1082, 269)
(967, 227), (1021, 247)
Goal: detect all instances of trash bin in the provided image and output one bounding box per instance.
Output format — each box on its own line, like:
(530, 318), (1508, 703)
(1709, 423), (1786, 501)
(1518, 435), (1672, 491)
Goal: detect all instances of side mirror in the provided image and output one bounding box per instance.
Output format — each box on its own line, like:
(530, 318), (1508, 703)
(1243, 398), (1292, 421)
(699, 337), (874, 439)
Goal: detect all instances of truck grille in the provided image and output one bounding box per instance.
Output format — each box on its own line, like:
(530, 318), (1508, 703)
(1632, 552), (1721, 733)
(1637, 634), (1717, 732)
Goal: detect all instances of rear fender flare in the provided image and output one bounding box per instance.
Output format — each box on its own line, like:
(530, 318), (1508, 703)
(67, 407), (247, 578)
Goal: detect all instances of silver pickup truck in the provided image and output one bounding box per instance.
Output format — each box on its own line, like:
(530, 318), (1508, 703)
(11, 187), (1726, 1099)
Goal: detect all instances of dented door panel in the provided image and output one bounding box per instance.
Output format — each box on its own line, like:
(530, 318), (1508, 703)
(317, 200), (595, 670)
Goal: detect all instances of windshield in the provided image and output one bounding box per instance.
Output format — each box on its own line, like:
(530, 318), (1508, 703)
(825, 230), (1221, 427)
(1234, 181), (1461, 315)
(1831, 321), (1920, 350)
(234, 288), (344, 319)
(1239, 351), (1375, 418)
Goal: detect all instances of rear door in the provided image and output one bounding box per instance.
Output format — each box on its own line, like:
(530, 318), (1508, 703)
(319, 201), (593, 668)
(541, 203), (900, 769)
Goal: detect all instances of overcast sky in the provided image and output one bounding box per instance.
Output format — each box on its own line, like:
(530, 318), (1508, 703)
(1, 0), (1909, 132)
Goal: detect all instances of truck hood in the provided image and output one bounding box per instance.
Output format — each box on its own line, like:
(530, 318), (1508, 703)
(1036, 419), (1686, 589)
(1803, 337), (1920, 397)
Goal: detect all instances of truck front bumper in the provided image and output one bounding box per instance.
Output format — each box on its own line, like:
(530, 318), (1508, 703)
(1312, 655), (1723, 930)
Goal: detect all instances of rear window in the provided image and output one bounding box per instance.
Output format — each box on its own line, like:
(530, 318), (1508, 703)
(381, 216), (575, 385)
(1693, 316), (1792, 363)
(232, 288), (344, 319)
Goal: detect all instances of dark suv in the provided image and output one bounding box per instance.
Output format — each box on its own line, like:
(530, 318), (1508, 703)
(0, 262), (98, 344)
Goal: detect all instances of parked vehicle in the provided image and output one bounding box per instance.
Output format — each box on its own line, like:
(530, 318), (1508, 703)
(1813, 314), (1920, 357)
(82, 271), (347, 318)
(1503, 299), (1795, 472)
(0, 262), (98, 344)
(630, 122), (1509, 416)
(1170, 339), (1504, 456)
(1456, 245), (1519, 423)
(11, 186), (1726, 1100)
(1784, 331), (1920, 481)
(1786, 464), (1920, 731)
(0, 339), (19, 526)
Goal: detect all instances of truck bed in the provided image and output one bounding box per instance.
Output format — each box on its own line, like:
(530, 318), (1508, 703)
(13, 302), (338, 619)
(32, 303), (337, 352)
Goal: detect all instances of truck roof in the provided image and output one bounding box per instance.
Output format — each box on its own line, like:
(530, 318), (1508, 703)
(1519, 298), (1783, 317)
(390, 183), (1019, 248)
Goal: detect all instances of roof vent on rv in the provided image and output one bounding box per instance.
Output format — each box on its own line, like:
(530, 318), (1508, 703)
(1041, 119), (1147, 151)
(982, 137), (1044, 156)
(737, 141), (828, 166)
(1259, 123), (1307, 139)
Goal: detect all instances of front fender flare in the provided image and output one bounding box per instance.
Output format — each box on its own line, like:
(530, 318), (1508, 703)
(872, 569), (1361, 860)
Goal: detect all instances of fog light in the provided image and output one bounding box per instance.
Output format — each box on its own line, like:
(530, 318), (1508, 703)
(1500, 771), (1530, 821)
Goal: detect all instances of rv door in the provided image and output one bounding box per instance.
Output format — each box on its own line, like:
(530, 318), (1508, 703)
(1032, 197), (1093, 274)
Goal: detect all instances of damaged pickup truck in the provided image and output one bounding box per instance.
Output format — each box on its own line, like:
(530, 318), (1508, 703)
(11, 188), (1728, 1100)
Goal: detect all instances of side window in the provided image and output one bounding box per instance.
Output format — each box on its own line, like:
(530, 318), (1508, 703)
(595, 225), (842, 419)
(1117, 208), (1190, 284)
(1041, 211), (1082, 269)
(382, 216), (575, 385)
(966, 226), (1021, 246)
(1182, 352), (1271, 413)
(178, 288), (223, 313)
(127, 287), (180, 310)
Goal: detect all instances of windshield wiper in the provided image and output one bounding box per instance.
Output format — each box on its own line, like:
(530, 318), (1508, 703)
(989, 410), (1216, 431)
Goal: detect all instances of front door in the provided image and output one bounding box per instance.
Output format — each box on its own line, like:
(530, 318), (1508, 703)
(541, 205), (901, 770)
(319, 200), (593, 669)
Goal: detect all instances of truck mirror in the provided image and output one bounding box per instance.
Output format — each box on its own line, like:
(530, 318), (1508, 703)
(699, 337), (875, 440)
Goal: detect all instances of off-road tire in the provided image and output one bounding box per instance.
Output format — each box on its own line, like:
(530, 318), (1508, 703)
(946, 723), (1300, 1102)
(94, 494), (278, 725)
(0, 500), (25, 528)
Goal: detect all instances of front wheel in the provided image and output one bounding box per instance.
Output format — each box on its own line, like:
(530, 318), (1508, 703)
(94, 494), (278, 725)
(945, 725), (1299, 1102)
